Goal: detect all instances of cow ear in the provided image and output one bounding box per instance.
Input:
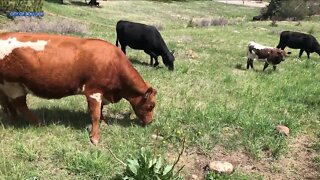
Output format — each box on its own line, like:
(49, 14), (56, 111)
(171, 50), (175, 55)
(144, 87), (153, 100)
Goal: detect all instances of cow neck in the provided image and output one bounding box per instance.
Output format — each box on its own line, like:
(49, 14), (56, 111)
(160, 42), (170, 58)
(119, 61), (148, 102)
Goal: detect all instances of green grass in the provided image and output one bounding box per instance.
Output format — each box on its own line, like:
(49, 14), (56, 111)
(0, 0), (320, 179)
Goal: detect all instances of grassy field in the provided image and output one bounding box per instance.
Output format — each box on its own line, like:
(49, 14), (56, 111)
(0, 0), (320, 179)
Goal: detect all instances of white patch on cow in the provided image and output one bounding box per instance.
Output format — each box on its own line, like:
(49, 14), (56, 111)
(82, 85), (86, 92)
(248, 41), (273, 50)
(0, 81), (27, 99)
(76, 85), (86, 94)
(90, 93), (102, 104)
(247, 41), (274, 63)
(0, 37), (47, 59)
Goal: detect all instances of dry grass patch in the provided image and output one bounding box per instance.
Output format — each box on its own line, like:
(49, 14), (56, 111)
(3, 17), (88, 35)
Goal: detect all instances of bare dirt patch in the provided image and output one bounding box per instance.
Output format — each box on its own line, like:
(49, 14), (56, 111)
(168, 135), (319, 179)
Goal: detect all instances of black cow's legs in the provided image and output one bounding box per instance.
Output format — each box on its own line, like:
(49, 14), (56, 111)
(263, 62), (269, 71)
(299, 49), (304, 58)
(306, 52), (310, 59)
(154, 56), (159, 67)
(247, 58), (254, 69)
(273, 65), (277, 71)
(121, 45), (126, 54)
(149, 56), (154, 66)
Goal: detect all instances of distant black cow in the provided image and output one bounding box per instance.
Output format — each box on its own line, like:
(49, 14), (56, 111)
(277, 31), (320, 59)
(88, 0), (99, 7)
(116, 20), (175, 70)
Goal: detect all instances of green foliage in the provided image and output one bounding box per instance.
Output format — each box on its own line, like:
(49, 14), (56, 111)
(276, 0), (309, 20)
(120, 148), (183, 180)
(260, 0), (314, 20)
(0, 0), (43, 13)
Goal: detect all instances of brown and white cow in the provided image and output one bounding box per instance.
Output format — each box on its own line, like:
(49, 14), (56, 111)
(0, 32), (157, 145)
(247, 41), (290, 71)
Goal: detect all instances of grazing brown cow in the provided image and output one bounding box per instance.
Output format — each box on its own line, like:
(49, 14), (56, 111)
(0, 32), (157, 145)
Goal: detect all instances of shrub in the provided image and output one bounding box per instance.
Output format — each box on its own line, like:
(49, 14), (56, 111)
(3, 17), (88, 35)
(187, 17), (228, 28)
(0, 0), (43, 14)
(275, 0), (309, 20)
(255, 0), (314, 21)
(118, 148), (183, 180)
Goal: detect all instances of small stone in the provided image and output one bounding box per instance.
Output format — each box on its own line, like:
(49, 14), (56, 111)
(151, 134), (164, 140)
(276, 125), (290, 136)
(208, 161), (234, 174)
(191, 174), (199, 180)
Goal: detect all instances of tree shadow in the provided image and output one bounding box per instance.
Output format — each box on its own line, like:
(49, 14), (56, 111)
(46, 0), (64, 4)
(70, 0), (89, 6)
(0, 107), (143, 129)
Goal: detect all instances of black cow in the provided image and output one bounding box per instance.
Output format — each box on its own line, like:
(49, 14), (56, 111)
(277, 31), (320, 59)
(116, 20), (175, 70)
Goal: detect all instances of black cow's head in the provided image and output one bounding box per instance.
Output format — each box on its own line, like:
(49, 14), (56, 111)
(163, 50), (175, 71)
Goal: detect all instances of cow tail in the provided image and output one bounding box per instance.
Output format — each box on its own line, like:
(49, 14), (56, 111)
(116, 36), (119, 47)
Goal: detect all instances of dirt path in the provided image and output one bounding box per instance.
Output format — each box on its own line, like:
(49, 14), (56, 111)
(216, 0), (268, 7)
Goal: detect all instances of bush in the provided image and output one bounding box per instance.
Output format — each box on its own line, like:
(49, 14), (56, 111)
(0, 0), (43, 14)
(2, 17), (89, 35)
(187, 17), (228, 28)
(118, 148), (183, 180)
(276, 0), (309, 20)
(254, 0), (316, 21)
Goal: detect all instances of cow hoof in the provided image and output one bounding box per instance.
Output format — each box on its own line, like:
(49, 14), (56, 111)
(90, 137), (99, 145)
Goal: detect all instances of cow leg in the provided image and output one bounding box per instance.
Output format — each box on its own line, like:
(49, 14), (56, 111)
(149, 56), (154, 66)
(121, 45), (126, 54)
(154, 56), (159, 67)
(299, 49), (304, 58)
(11, 96), (40, 125)
(247, 58), (254, 69)
(263, 62), (269, 71)
(0, 94), (18, 123)
(306, 52), (310, 59)
(100, 104), (107, 125)
(273, 65), (277, 71)
(86, 92), (102, 145)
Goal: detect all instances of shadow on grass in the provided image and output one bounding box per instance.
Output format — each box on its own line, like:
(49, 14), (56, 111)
(130, 57), (164, 70)
(70, 1), (89, 6)
(130, 58), (150, 66)
(46, 0), (64, 4)
(234, 63), (247, 70)
(0, 107), (143, 129)
(234, 63), (277, 74)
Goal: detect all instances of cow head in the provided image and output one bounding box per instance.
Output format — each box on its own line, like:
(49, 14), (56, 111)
(130, 87), (157, 125)
(163, 50), (175, 71)
(268, 49), (291, 64)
